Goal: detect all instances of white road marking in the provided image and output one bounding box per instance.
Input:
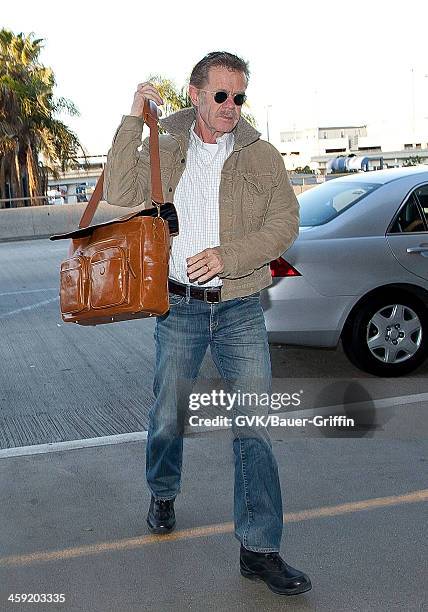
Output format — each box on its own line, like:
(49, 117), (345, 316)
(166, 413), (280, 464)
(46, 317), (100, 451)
(0, 432), (148, 458)
(0, 287), (58, 297)
(0, 391), (427, 458)
(0, 296), (59, 318)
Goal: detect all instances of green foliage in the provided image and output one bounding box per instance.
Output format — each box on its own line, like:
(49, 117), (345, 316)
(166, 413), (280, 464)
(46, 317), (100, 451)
(146, 74), (191, 116)
(294, 165), (314, 174)
(0, 29), (85, 205)
(403, 155), (423, 167)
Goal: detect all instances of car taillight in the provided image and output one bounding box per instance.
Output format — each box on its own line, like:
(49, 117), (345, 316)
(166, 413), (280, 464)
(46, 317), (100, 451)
(270, 257), (301, 277)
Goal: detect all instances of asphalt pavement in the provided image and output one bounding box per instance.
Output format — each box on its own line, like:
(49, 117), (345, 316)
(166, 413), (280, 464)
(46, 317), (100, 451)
(1, 433), (426, 611)
(1, 238), (428, 449)
(0, 238), (427, 611)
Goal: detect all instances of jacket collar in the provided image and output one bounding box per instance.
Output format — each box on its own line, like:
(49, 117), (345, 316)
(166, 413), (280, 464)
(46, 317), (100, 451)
(159, 107), (261, 151)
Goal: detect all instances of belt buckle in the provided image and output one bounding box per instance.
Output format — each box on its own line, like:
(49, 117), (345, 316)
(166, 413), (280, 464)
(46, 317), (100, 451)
(204, 287), (220, 303)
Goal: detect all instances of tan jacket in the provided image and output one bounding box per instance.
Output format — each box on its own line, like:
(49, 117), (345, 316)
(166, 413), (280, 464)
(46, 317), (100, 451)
(103, 108), (299, 300)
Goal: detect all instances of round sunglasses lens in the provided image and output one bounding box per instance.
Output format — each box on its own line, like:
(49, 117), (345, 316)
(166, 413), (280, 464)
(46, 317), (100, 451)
(234, 94), (245, 106)
(214, 91), (228, 103)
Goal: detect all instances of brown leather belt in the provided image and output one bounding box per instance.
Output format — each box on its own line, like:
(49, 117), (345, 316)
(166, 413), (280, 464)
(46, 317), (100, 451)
(168, 279), (222, 303)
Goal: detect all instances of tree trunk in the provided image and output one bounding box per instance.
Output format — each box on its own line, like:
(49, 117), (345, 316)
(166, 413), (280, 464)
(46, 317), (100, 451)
(0, 154), (6, 207)
(26, 145), (42, 205)
(10, 149), (24, 207)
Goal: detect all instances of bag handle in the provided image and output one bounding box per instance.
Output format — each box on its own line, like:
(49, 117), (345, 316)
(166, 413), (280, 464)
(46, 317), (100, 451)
(78, 99), (164, 229)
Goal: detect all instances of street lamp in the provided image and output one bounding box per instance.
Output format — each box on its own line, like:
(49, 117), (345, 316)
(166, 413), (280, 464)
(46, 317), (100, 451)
(266, 104), (272, 143)
(411, 67), (416, 142)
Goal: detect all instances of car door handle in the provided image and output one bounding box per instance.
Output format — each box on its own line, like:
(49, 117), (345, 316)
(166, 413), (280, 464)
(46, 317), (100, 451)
(406, 245), (428, 254)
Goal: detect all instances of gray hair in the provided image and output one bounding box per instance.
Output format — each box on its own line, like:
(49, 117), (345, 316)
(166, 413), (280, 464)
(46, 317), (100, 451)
(190, 51), (250, 88)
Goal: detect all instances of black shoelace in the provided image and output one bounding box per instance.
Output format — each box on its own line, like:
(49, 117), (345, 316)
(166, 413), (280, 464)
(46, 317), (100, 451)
(154, 499), (172, 519)
(264, 553), (285, 571)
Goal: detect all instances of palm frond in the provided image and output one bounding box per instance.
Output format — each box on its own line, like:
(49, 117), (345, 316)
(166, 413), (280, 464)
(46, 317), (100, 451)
(0, 28), (84, 205)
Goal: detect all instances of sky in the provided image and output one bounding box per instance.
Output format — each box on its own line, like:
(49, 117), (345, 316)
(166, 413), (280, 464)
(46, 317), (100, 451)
(2, 0), (428, 154)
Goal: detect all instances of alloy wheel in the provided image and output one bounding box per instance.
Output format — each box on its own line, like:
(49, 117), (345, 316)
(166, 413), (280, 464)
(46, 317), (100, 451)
(366, 303), (422, 364)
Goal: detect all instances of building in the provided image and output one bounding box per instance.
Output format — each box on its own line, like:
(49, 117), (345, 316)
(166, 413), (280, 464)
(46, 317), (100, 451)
(47, 155), (106, 204)
(279, 121), (428, 173)
(279, 125), (368, 171)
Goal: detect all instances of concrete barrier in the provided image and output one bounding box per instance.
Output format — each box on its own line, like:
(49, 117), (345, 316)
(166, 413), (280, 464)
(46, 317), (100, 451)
(0, 185), (317, 242)
(0, 201), (146, 242)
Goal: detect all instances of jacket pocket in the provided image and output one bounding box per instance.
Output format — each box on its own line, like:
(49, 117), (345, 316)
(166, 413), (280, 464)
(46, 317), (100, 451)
(242, 173), (271, 228)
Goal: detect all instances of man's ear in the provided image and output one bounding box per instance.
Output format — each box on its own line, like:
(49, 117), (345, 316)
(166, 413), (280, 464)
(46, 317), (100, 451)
(188, 85), (199, 107)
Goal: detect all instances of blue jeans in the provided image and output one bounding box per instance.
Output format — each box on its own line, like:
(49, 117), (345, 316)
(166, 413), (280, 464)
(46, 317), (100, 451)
(146, 290), (283, 552)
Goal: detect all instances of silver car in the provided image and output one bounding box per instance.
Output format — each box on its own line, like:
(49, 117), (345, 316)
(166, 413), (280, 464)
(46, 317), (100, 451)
(264, 166), (428, 377)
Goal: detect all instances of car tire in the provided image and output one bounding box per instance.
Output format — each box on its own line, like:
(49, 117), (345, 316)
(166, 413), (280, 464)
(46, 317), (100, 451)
(342, 292), (428, 377)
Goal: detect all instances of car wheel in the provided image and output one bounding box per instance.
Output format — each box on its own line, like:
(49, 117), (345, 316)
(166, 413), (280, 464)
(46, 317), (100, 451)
(342, 292), (428, 377)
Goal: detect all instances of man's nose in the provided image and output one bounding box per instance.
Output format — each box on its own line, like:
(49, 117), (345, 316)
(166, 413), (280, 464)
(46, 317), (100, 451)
(223, 95), (235, 108)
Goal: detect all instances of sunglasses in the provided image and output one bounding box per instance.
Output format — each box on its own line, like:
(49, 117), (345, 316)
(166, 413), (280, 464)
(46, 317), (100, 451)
(199, 89), (247, 106)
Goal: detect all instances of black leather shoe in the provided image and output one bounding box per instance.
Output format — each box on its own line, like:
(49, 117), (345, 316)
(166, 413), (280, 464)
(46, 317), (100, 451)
(240, 545), (312, 595)
(146, 495), (176, 534)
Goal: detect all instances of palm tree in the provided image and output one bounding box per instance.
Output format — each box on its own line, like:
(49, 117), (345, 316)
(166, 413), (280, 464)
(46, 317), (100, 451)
(146, 74), (258, 130)
(0, 29), (85, 207)
(146, 75), (191, 119)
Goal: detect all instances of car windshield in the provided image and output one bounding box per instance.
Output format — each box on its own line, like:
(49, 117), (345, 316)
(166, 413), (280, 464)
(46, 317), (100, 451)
(298, 180), (381, 226)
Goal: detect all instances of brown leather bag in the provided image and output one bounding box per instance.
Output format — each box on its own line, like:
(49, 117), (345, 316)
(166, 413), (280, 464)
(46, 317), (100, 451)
(50, 100), (178, 326)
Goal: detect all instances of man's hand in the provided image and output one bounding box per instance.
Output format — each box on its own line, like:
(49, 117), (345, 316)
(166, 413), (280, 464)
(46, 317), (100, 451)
(187, 248), (224, 284)
(130, 82), (164, 118)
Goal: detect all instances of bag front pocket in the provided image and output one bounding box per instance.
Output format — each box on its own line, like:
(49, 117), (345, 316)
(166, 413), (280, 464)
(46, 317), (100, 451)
(60, 256), (89, 314)
(89, 246), (129, 309)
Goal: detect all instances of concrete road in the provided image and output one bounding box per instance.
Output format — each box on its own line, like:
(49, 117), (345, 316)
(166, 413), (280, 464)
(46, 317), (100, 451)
(0, 433), (426, 612)
(0, 239), (427, 611)
(1, 238), (428, 448)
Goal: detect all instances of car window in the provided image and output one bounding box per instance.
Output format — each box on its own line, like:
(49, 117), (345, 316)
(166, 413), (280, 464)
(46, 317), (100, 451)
(298, 181), (381, 226)
(388, 190), (428, 234)
(414, 185), (428, 221)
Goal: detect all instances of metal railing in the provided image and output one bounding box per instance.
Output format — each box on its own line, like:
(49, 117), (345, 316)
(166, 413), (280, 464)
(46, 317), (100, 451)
(0, 195), (51, 208)
(0, 195), (92, 209)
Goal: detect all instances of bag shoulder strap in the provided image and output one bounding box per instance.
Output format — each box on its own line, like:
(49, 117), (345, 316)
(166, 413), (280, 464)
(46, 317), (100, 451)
(78, 99), (163, 229)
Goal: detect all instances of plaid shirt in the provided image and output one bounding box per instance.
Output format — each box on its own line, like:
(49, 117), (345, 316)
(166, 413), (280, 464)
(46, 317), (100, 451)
(169, 122), (235, 287)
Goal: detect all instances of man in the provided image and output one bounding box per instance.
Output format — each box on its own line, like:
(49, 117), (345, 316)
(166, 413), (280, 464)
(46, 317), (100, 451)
(104, 51), (312, 596)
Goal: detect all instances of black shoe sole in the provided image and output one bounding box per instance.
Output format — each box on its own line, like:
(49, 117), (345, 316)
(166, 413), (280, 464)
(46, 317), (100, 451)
(146, 518), (176, 535)
(240, 567), (312, 596)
